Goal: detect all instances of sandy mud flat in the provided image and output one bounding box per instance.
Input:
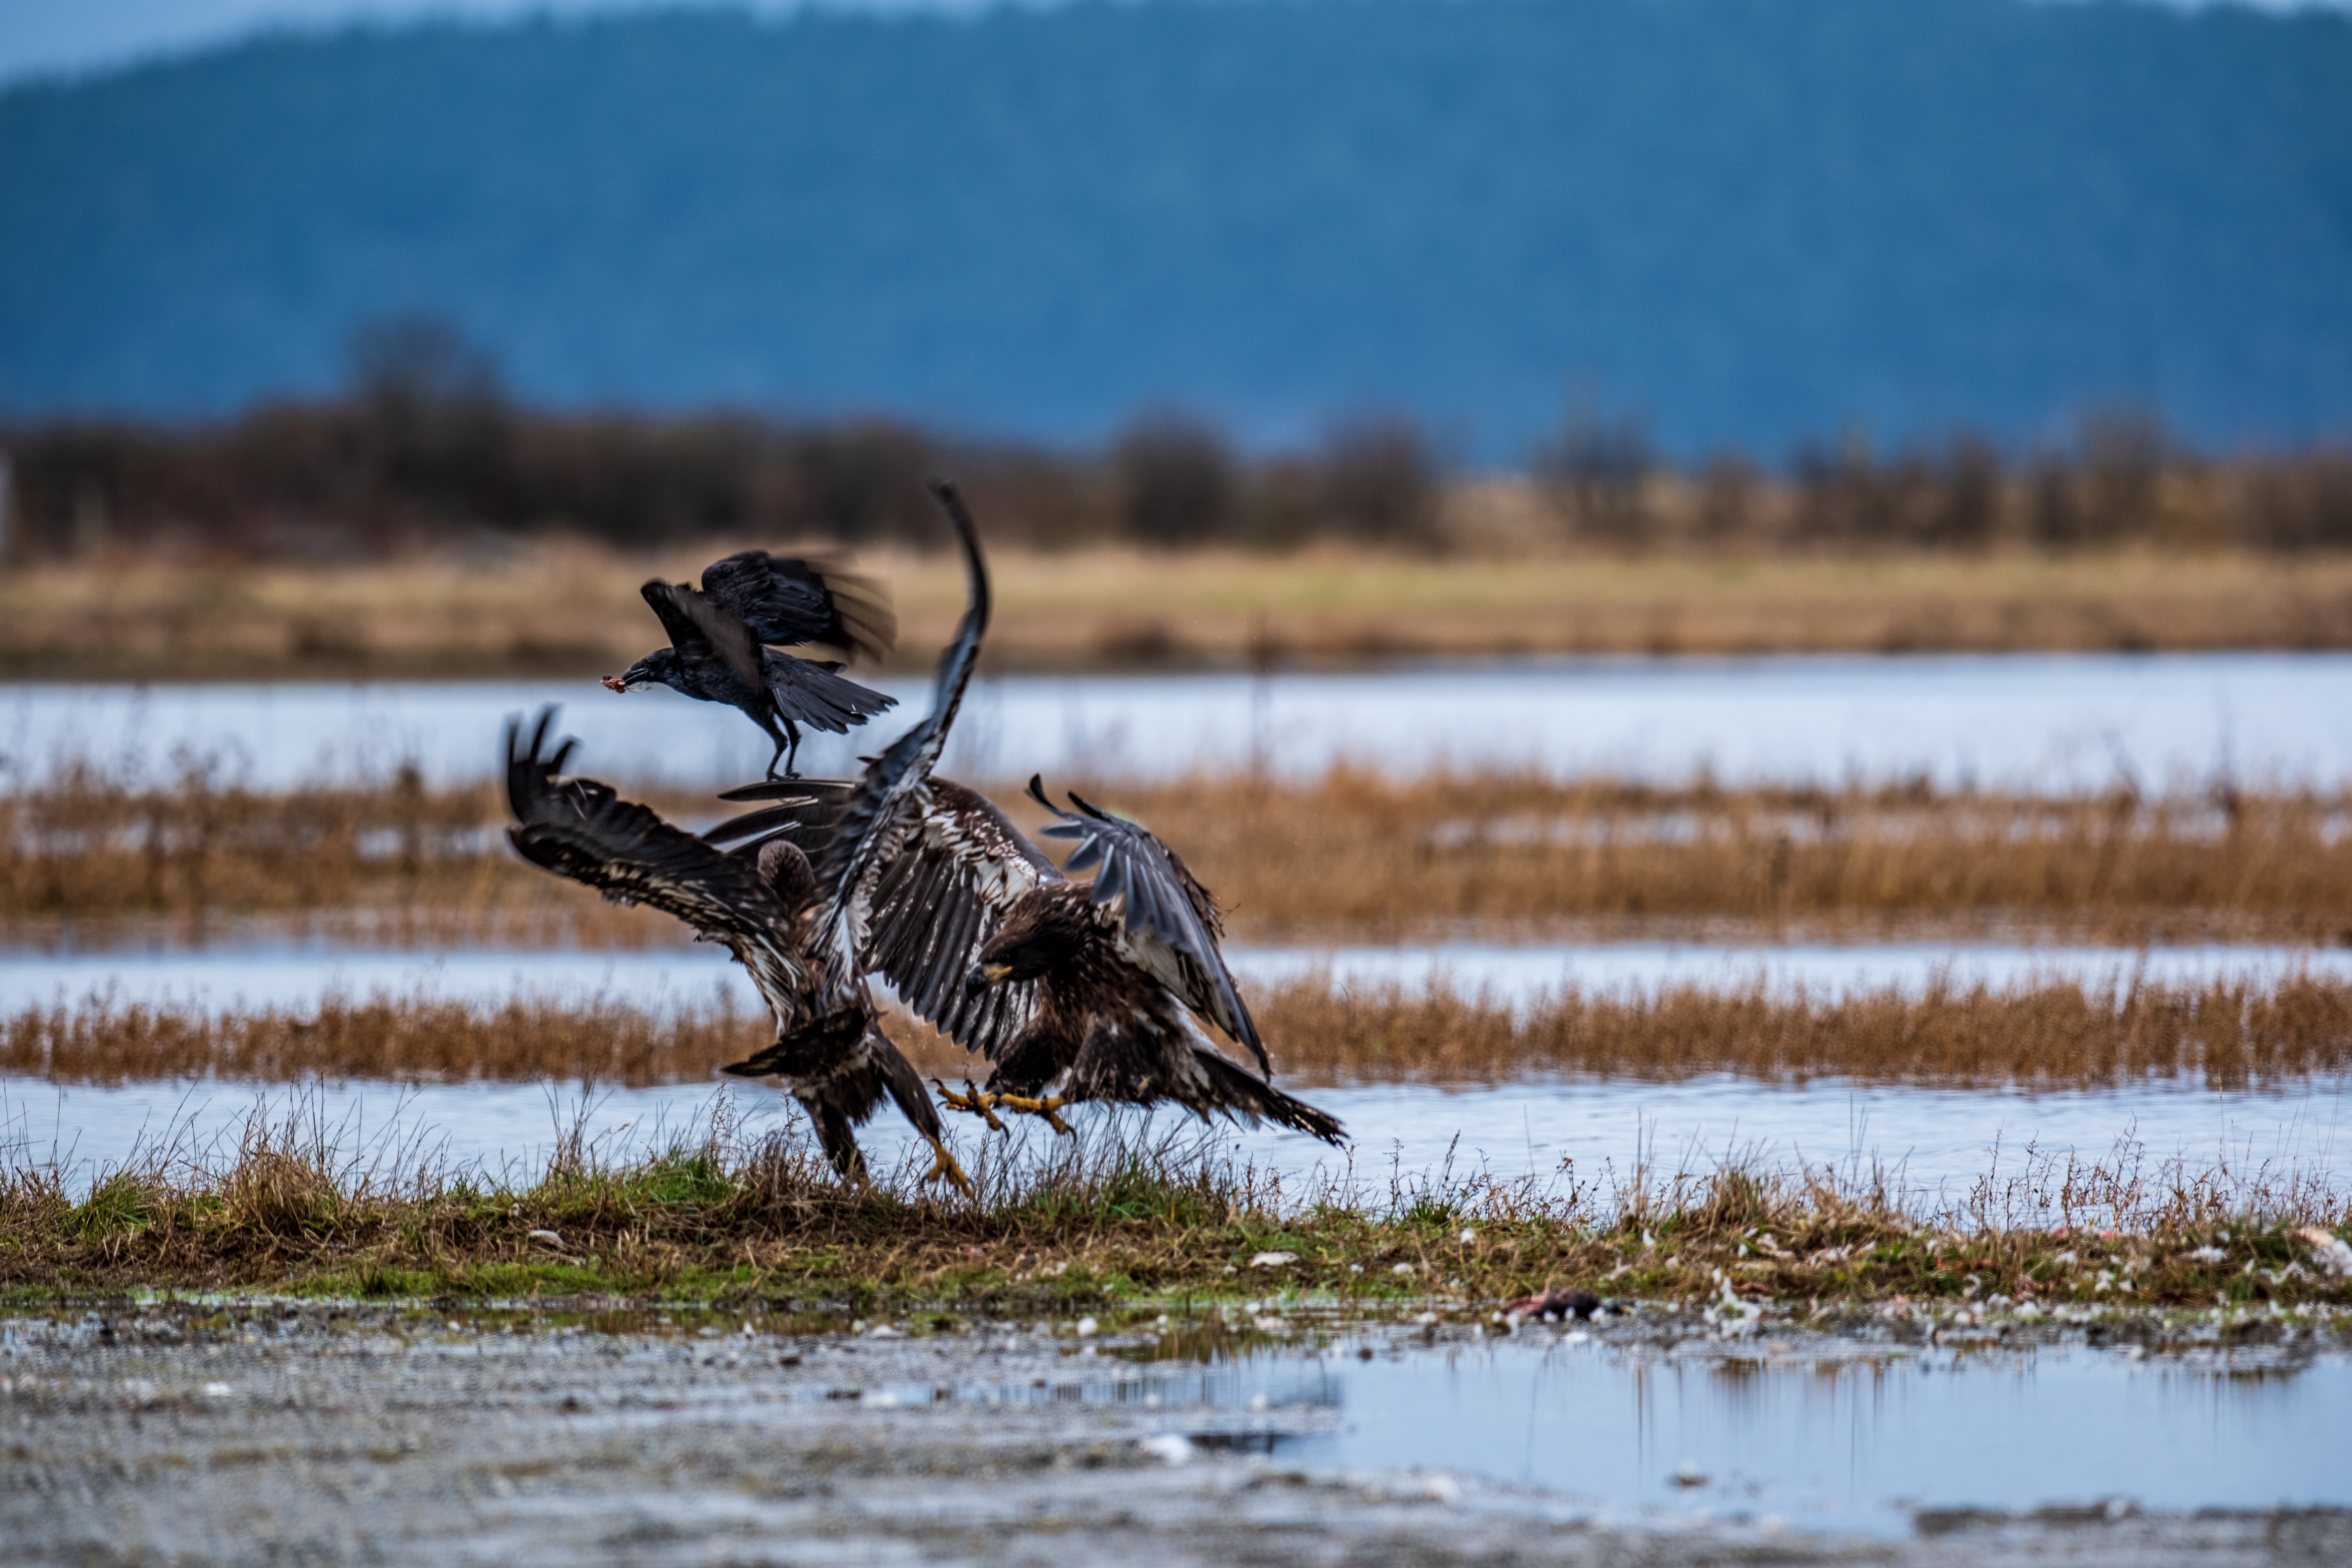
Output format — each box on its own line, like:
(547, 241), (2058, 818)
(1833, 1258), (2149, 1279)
(4, 1300), (2349, 1566)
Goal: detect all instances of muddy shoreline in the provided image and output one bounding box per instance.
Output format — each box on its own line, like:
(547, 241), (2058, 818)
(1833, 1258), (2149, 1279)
(6, 1298), (2348, 1565)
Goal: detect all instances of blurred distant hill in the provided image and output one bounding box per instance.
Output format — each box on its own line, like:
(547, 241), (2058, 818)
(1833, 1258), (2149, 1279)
(1, 0), (2348, 458)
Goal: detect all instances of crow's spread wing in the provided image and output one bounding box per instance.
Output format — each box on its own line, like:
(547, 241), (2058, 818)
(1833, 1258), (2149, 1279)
(504, 708), (812, 1025)
(640, 580), (764, 689)
(701, 550), (897, 666)
(1027, 776), (1269, 1076)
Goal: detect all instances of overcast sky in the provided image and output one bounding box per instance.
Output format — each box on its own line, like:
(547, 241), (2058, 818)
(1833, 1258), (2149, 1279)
(0, 0), (2342, 86)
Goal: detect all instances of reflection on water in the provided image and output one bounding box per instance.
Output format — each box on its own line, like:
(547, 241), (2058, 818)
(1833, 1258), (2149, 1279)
(9, 651), (2352, 789)
(969, 1334), (2352, 1537)
(6, 1069), (2342, 1215)
(10, 934), (2352, 1016)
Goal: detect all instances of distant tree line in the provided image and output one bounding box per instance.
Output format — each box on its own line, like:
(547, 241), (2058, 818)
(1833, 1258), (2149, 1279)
(1, 320), (2347, 562)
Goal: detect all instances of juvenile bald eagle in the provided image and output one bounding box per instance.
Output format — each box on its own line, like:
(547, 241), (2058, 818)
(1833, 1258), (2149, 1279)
(711, 775), (1345, 1145)
(604, 549), (898, 779)
(509, 483), (996, 1189)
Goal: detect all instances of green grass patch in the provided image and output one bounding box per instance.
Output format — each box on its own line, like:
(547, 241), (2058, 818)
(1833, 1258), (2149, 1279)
(5, 1101), (2349, 1314)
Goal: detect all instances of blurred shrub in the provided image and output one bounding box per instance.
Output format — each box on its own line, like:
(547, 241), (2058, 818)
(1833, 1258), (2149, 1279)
(2235, 448), (2352, 551)
(1114, 412), (1237, 547)
(1535, 397), (1655, 545)
(1315, 417), (1442, 552)
(3, 331), (2349, 561)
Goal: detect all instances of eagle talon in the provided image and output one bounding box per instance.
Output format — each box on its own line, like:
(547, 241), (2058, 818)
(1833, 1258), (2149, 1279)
(920, 1138), (974, 1197)
(933, 1078), (1007, 1132)
(991, 1093), (1074, 1136)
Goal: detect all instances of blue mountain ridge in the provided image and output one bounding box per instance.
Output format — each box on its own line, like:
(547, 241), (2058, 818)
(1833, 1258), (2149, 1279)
(1, 0), (2348, 459)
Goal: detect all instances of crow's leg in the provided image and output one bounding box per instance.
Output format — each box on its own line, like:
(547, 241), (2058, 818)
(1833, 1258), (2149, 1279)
(779, 715), (806, 779)
(755, 709), (790, 781)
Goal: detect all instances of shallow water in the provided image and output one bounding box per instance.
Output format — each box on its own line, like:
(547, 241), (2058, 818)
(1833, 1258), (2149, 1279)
(11, 934), (2352, 1017)
(10, 650), (2352, 790)
(10, 1302), (2348, 1555)
(986, 1334), (2352, 1538)
(8, 1069), (2342, 1217)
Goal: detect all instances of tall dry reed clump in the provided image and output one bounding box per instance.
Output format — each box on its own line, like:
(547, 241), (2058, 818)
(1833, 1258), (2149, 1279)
(0, 756), (679, 942)
(1254, 973), (2352, 1089)
(1094, 769), (2352, 943)
(14, 761), (2352, 944)
(11, 975), (2352, 1090)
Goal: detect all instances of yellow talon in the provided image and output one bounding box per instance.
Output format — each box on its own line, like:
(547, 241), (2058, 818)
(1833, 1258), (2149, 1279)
(921, 1138), (975, 1197)
(933, 1078), (1006, 1132)
(930, 1080), (1073, 1136)
(990, 1093), (1074, 1136)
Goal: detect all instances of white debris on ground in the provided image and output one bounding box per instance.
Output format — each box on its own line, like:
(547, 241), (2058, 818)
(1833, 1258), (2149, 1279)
(2298, 1228), (2352, 1277)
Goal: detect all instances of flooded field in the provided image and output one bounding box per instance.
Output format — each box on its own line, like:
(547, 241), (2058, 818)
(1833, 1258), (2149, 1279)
(10, 660), (2352, 1563)
(10, 650), (2352, 789)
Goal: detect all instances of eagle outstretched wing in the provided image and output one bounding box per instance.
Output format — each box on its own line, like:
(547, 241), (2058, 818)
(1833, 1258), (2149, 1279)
(802, 482), (991, 976)
(863, 780), (1056, 1059)
(712, 776), (1052, 1062)
(701, 550), (897, 666)
(504, 708), (813, 1026)
(1027, 775), (1269, 1076)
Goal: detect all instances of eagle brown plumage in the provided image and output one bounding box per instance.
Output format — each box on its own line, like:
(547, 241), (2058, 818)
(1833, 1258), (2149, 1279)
(506, 482), (994, 1189)
(710, 775), (1346, 1145)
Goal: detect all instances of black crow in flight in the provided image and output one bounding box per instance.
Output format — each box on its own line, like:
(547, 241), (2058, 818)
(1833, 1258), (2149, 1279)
(604, 551), (898, 779)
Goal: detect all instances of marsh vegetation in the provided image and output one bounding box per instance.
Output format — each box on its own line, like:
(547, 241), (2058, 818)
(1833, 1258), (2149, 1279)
(14, 761), (2352, 946)
(6, 1089), (2347, 1310)
(13, 974), (2352, 1092)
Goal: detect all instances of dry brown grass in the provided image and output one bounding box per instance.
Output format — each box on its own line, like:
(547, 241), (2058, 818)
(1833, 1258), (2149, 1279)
(13, 973), (2352, 1091)
(15, 763), (2352, 945)
(1256, 974), (2352, 1089)
(1077, 770), (2352, 945)
(10, 534), (2352, 680)
(0, 759), (675, 944)
(0, 995), (778, 1088)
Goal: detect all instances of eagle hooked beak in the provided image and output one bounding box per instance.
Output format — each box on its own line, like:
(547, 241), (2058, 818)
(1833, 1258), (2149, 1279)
(965, 961), (1012, 994)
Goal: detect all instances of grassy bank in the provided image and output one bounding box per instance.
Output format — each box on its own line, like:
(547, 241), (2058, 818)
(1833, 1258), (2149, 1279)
(15, 763), (2352, 945)
(9, 540), (2352, 681)
(5, 1106), (2347, 1312)
(14, 974), (2352, 1090)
